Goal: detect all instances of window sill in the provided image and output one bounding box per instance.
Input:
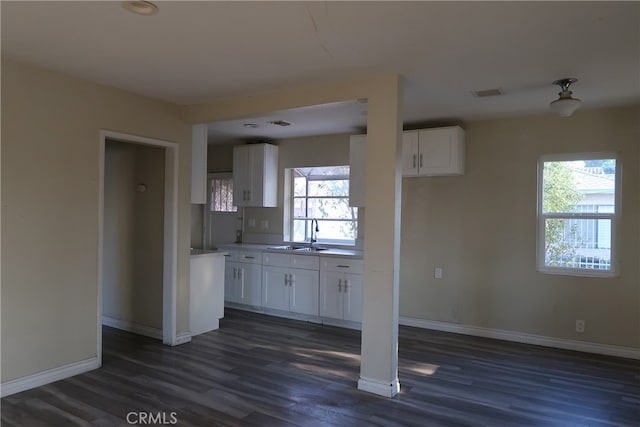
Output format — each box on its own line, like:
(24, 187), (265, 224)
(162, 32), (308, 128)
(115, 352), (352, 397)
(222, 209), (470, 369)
(537, 267), (618, 278)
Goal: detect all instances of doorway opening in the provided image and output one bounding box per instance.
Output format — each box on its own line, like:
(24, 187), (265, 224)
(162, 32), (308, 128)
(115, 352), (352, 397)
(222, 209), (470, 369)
(97, 130), (179, 366)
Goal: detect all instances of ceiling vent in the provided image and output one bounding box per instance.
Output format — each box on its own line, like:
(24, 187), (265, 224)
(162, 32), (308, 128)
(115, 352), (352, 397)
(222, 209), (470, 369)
(268, 120), (292, 127)
(471, 88), (504, 98)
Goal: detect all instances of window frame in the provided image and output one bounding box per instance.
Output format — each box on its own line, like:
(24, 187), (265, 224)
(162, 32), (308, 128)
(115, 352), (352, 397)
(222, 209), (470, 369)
(536, 152), (621, 277)
(284, 166), (358, 246)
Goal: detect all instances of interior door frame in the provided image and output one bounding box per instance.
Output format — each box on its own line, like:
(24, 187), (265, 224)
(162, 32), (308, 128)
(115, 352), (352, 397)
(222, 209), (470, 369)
(97, 130), (179, 365)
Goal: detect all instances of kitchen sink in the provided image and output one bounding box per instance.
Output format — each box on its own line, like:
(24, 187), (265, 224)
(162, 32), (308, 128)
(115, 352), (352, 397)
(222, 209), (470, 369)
(267, 245), (328, 252)
(267, 245), (305, 251)
(294, 247), (328, 252)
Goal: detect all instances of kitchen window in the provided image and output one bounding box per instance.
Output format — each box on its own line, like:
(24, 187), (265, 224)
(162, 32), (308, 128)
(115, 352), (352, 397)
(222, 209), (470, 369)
(209, 175), (237, 213)
(284, 166), (357, 245)
(537, 153), (619, 276)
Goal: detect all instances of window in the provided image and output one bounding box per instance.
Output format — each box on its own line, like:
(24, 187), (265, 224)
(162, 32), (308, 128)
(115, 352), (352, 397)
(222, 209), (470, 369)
(285, 166), (357, 245)
(537, 154), (619, 276)
(208, 175), (237, 213)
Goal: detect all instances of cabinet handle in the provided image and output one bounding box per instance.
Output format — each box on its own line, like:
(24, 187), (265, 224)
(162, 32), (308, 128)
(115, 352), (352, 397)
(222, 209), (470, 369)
(419, 153), (423, 168)
(244, 256), (255, 259)
(238, 269), (242, 280)
(413, 154), (416, 169)
(338, 279), (342, 293)
(289, 274), (294, 286)
(247, 190), (251, 201)
(337, 265), (350, 268)
(344, 279), (350, 291)
(232, 267), (236, 279)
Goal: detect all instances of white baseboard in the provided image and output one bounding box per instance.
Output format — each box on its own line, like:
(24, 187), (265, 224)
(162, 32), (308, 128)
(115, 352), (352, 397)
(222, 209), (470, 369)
(320, 317), (362, 331)
(357, 376), (400, 398)
(175, 332), (192, 345)
(399, 316), (640, 360)
(1, 357), (100, 398)
(102, 316), (162, 340)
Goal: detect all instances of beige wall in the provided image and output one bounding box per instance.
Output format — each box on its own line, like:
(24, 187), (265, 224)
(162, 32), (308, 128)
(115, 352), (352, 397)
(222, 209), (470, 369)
(400, 106), (640, 348)
(207, 143), (234, 173)
(1, 59), (191, 382)
(103, 141), (164, 329)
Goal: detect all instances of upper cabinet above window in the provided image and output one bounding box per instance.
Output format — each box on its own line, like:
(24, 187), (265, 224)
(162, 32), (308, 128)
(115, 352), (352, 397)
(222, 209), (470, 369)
(232, 143), (278, 207)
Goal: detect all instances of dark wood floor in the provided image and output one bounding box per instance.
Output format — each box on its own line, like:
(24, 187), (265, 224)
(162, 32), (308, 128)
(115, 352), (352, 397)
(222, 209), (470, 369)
(2, 309), (639, 426)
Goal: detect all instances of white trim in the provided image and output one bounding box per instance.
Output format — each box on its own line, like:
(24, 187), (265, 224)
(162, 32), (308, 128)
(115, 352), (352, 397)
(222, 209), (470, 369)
(175, 333), (192, 345)
(101, 316), (162, 339)
(357, 376), (400, 398)
(1, 357), (100, 398)
(98, 130), (180, 358)
(399, 316), (640, 360)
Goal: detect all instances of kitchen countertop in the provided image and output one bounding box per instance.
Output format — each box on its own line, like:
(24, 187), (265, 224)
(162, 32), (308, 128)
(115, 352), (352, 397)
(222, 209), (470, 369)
(218, 243), (363, 259)
(190, 249), (229, 257)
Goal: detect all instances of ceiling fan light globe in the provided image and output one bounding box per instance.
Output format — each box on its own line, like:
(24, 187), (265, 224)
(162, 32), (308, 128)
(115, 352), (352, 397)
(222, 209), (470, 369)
(550, 95), (582, 117)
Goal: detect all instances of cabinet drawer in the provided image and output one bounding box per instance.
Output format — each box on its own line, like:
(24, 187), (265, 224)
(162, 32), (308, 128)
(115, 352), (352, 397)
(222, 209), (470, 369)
(262, 252), (290, 267)
(223, 251), (239, 262)
(321, 257), (364, 274)
(237, 251), (261, 264)
(291, 255), (319, 271)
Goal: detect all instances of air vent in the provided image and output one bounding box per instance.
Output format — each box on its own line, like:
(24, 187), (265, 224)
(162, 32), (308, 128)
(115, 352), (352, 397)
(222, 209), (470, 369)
(268, 120), (292, 127)
(471, 88), (504, 98)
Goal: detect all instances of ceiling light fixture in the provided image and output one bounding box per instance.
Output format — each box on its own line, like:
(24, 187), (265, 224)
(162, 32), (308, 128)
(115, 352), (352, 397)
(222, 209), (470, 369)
(268, 120), (292, 127)
(243, 123), (258, 128)
(549, 78), (582, 117)
(122, 1), (159, 16)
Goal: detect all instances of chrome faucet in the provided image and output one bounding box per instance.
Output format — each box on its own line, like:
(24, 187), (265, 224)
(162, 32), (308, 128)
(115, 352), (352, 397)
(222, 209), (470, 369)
(309, 218), (319, 248)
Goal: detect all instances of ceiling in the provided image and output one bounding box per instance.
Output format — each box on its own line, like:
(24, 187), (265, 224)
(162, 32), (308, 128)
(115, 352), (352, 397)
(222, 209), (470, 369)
(2, 1), (639, 141)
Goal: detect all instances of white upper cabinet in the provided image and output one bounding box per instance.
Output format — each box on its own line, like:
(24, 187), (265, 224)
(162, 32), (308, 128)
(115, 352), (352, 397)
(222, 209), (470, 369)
(401, 131), (420, 176)
(232, 143), (278, 207)
(191, 124), (208, 204)
(403, 126), (465, 177)
(349, 135), (367, 207)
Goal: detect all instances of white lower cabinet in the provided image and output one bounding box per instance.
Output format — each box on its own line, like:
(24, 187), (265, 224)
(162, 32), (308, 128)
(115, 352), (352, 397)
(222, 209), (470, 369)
(320, 257), (364, 323)
(262, 253), (319, 316)
(224, 250), (262, 307)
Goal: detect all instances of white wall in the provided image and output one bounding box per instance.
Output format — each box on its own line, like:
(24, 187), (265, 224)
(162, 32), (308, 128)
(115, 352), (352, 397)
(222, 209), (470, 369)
(103, 141), (164, 330)
(400, 106), (639, 349)
(1, 59), (191, 383)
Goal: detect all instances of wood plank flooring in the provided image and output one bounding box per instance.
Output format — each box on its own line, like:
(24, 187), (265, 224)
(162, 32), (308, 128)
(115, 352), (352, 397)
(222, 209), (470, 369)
(2, 309), (639, 426)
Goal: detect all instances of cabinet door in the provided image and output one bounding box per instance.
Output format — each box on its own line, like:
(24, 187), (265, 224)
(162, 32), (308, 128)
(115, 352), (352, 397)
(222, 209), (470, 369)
(418, 127), (464, 176)
(245, 144), (262, 207)
(262, 266), (290, 311)
(238, 263), (262, 306)
(232, 145), (250, 206)
(224, 261), (238, 303)
(319, 271), (344, 319)
(349, 135), (367, 207)
(401, 131), (420, 177)
(343, 273), (363, 322)
(289, 268), (319, 316)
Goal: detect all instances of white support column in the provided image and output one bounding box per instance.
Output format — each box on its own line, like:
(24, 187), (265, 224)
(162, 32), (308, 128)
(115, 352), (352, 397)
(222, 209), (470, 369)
(357, 75), (404, 398)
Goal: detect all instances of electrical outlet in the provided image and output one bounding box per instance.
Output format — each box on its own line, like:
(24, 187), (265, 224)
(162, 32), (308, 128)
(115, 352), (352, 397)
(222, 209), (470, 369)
(576, 319), (585, 333)
(248, 218), (256, 229)
(434, 267), (443, 279)
(260, 220), (269, 230)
